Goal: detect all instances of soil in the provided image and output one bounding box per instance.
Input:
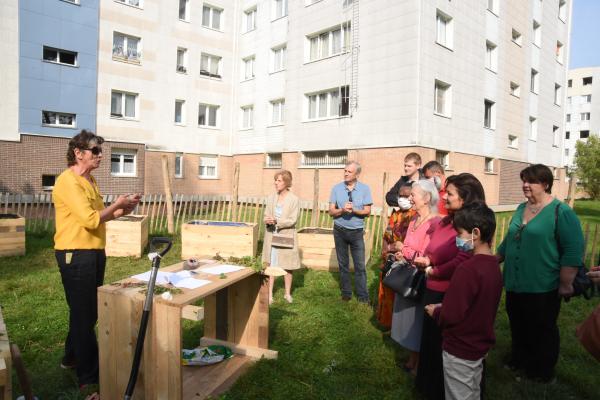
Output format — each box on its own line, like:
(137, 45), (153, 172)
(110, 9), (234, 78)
(298, 228), (333, 235)
(0, 214), (20, 219)
(115, 215), (145, 222)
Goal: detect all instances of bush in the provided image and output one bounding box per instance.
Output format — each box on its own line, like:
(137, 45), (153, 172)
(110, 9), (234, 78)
(574, 135), (600, 200)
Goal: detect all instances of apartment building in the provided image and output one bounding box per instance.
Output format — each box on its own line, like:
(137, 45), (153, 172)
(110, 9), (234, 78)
(564, 67), (600, 167)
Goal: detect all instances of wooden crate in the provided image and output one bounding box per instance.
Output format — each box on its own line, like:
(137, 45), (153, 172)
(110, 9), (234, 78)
(297, 227), (371, 272)
(181, 221), (258, 259)
(0, 306), (12, 400)
(105, 215), (149, 258)
(0, 214), (25, 257)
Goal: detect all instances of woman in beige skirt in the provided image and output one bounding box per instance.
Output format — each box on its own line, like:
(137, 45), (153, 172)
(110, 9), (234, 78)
(262, 170), (301, 304)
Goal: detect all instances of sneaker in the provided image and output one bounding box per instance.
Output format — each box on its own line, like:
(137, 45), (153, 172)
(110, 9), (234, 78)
(60, 356), (76, 370)
(284, 294), (293, 303)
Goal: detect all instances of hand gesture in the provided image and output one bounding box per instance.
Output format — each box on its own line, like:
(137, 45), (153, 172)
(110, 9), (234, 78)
(424, 303), (441, 317)
(343, 202), (353, 214)
(588, 266), (600, 285)
(414, 256), (431, 269)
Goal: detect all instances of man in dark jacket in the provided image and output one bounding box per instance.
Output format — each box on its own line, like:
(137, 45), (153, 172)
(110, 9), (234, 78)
(385, 152), (424, 206)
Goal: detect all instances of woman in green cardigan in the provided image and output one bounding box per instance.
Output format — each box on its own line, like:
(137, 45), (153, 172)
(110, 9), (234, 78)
(497, 164), (584, 383)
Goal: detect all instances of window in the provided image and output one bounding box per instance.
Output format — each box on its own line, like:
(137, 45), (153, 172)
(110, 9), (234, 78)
(484, 100), (495, 129)
(242, 56), (255, 80)
(113, 32), (141, 62)
(487, 0), (498, 15)
(584, 94), (592, 103)
(565, 148), (569, 157)
(175, 100), (185, 124)
(511, 29), (522, 46)
(266, 153), (282, 168)
(530, 69), (539, 93)
(271, 45), (286, 72)
(532, 20), (541, 47)
(116, 0), (141, 7)
(176, 47), (187, 73)
(508, 135), (519, 148)
(301, 150), (347, 167)
(42, 175), (57, 191)
(273, 0), (288, 19)
(175, 153), (183, 178)
(42, 46), (77, 66)
(485, 41), (497, 72)
(436, 151), (450, 169)
(111, 91), (137, 118)
(556, 41), (564, 63)
(244, 7), (256, 32)
(200, 53), (221, 78)
(306, 86), (349, 120)
(568, 79), (572, 88)
(436, 10), (453, 49)
(199, 155), (218, 178)
(529, 117), (537, 140)
(61, 0), (80, 4)
(554, 84), (562, 105)
(308, 23), (351, 62)
(565, 131), (570, 139)
(434, 80), (452, 117)
(179, 0), (189, 21)
(581, 112), (591, 121)
(198, 104), (219, 127)
(42, 111), (76, 128)
(559, 0), (567, 21)
(484, 157), (494, 173)
(111, 149), (137, 176)
(568, 96), (572, 104)
(510, 81), (521, 97)
(241, 105), (254, 129)
(202, 4), (222, 30)
(553, 126), (559, 147)
(270, 99), (285, 125)
(583, 76), (593, 86)
(566, 114), (571, 122)
(580, 130), (590, 139)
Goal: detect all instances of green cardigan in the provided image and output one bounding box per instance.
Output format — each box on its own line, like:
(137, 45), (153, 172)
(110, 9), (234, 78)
(497, 199), (584, 293)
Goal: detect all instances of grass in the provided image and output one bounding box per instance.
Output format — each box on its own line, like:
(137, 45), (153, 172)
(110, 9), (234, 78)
(0, 201), (599, 399)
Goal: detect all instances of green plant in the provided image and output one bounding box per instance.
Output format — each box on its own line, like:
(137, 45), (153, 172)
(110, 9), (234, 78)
(574, 135), (600, 199)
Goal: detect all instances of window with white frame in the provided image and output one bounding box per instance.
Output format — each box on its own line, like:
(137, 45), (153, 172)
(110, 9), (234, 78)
(273, 0), (288, 20)
(111, 90), (137, 118)
(270, 99), (285, 125)
(487, 0), (498, 15)
(559, 0), (567, 22)
(241, 105), (254, 129)
(568, 79), (572, 87)
(583, 76), (593, 85)
(198, 103), (219, 127)
(584, 94), (592, 103)
(556, 41), (564, 63)
(175, 100), (185, 124)
(175, 153), (183, 178)
(565, 148), (569, 157)
(568, 96), (572, 104)
(436, 10), (453, 49)
(580, 130), (590, 139)
(301, 150), (347, 167)
(484, 99), (495, 129)
(554, 84), (562, 105)
(265, 153), (282, 168)
(343, 0), (353, 7)
(553, 126), (559, 147)
(581, 112), (591, 121)
(244, 7), (256, 32)
(511, 29), (522, 46)
(42, 175), (57, 191)
(43, 46), (77, 66)
(530, 69), (539, 93)
(566, 114), (571, 122)
(176, 47), (187, 73)
(62, 0), (80, 4)
(242, 56), (255, 80)
(202, 4), (222, 30)
(436, 151), (450, 169)
(111, 149), (137, 176)
(508, 134), (518, 148)
(510, 81), (521, 97)
(179, 0), (189, 21)
(484, 157), (494, 173)
(116, 0), (141, 7)
(271, 45), (286, 72)
(529, 116), (537, 140)
(306, 86), (349, 120)
(434, 80), (452, 117)
(113, 32), (141, 62)
(308, 23), (350, 62)
(200, 53), (221, 78)
(532, 20), (541, 47)
(565, 131), (570, 139)
(485, 41), (498, 72)
(199, 155), (218, 178)
(42, 111), (76, 128)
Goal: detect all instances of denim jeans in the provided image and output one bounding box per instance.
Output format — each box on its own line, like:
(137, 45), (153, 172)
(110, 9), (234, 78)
(56, 249), (106, 385)
(333, 224), (368, 302)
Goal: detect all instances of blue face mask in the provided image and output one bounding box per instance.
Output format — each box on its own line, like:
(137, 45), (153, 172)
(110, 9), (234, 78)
(455, 233), (474, 252)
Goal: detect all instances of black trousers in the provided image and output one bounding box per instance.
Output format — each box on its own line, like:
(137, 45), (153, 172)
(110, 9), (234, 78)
(505, 290), (561, 380)
(56, 249), (106, 385)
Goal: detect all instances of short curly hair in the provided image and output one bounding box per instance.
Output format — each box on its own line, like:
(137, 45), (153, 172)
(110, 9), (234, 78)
(274, 170), (293, 188)
(67, 130), (104, 166)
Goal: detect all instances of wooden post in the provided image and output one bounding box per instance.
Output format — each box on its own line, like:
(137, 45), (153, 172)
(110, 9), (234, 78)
(161, 155), (175, 234)
(567, 171), (577, 208)
(231, 162), (240, 221)
(310, 169), (320, 227)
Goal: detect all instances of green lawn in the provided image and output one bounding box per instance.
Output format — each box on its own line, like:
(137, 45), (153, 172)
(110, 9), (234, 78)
(0, 202), (599, 399)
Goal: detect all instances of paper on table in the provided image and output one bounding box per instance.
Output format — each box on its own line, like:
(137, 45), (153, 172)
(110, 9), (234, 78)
(131, 270), (210, 289)
(175, 278), (211, 289)
(199, 264), (246, 275)
(131, 271), (172, 285)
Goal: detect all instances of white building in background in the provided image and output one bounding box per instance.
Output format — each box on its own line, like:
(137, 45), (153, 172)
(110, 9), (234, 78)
(564, 67), (600, 167)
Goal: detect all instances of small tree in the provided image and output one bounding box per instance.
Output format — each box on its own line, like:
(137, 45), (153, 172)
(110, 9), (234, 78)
(574, 135), (600, 199)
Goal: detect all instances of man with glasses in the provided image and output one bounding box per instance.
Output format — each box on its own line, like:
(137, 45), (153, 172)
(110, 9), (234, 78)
(328, 161), (373, 303)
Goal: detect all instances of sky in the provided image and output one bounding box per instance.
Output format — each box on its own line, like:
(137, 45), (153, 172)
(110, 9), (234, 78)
(569, 0), (600, 68)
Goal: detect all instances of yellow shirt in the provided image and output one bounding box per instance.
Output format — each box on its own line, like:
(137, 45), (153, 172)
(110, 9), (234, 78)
(53, 169), (106, 250)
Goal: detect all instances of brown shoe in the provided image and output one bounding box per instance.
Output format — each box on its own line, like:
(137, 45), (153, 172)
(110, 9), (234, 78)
(341, 295), (351, 302)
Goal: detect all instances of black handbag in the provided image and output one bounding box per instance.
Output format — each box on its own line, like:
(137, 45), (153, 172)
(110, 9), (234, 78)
(382, 253), (426, 300)
(381, 253), (396, 276)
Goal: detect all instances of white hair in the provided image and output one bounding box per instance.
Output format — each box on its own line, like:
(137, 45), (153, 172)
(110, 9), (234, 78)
(345, 160), (362, 175)
(412, 179), (439, 214)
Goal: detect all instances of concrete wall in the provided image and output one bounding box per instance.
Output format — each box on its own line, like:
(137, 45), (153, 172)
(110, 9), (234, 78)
(0, 0), (19, 142)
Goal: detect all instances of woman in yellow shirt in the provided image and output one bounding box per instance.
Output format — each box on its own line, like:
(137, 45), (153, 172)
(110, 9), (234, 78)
(53, 130), (139, 392)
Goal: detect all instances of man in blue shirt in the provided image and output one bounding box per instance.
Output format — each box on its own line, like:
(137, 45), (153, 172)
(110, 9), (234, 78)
(329, 161), (373, 303)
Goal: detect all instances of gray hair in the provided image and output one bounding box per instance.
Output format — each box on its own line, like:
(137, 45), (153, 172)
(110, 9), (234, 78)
(412, 179), (439, 214)
(345, 160), (362, 175)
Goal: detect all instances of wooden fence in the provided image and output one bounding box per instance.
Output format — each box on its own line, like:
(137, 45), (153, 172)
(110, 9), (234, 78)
(1, 193), (599, 265)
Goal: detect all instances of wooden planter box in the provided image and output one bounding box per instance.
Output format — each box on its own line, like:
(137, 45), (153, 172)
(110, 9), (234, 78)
(297, 227), (371, 272)
(105, 215), (149, 258)
(182, 221), (258, 259)
(0, 214), (25, 257)
(0, 305), (11, 400)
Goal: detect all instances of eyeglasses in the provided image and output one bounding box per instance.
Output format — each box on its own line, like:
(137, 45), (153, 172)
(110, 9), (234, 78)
(84, 146), (103, 155)
(348, 191), (353, 202)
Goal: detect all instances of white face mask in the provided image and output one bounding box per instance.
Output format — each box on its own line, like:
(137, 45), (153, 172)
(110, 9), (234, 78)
(397, 197), (412, 210)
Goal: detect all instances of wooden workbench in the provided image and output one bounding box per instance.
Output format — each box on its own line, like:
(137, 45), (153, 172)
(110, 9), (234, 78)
(98, 262), (276, 399)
